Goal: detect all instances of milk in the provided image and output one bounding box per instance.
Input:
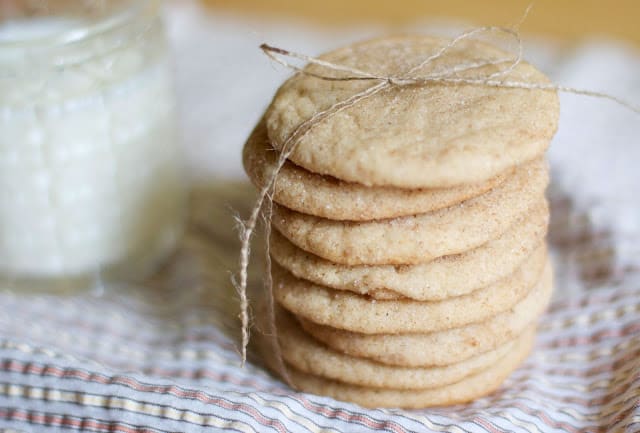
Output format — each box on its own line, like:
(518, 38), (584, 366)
(0, 15), (185, 282)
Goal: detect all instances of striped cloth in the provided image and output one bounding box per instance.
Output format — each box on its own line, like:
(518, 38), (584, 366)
(2, 2), (640, 431)
(1, 183), (639, 433)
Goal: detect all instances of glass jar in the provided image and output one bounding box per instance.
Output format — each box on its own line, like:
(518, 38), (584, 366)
(0, 0), (186, 291)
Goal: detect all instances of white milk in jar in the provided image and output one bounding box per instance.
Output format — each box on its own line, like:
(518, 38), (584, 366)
(0, 1), (185, 288)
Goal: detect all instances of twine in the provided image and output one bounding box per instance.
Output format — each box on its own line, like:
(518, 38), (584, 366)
(233, 25), (640, 378)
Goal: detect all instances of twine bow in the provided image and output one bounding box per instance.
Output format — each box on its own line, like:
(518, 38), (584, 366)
(233, 25), (640, 377)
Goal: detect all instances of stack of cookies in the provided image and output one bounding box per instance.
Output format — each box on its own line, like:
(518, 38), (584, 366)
(243, 35), (559, 408)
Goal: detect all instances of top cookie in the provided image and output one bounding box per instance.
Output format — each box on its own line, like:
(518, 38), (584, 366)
(266, 35), (559, 188)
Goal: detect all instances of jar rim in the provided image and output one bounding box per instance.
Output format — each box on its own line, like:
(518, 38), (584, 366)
(0, 0), (159, 49)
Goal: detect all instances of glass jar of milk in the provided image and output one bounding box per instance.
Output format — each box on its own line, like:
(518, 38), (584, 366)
(0, 0), (186, 291)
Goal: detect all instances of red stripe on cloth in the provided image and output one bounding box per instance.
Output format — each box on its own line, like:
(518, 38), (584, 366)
(511, 402), (585, 433)
(293, 397), (406, 433)
(605, 400), (640, 432)
(501, 375), (640, 408)
(539, 322), (640, 349)
(528, 348), (640, 378)
(471, 416), (504, 433)
(1, 361), (290, 433)
(548, 288), (640, 312)
(0, 407), (161, 433)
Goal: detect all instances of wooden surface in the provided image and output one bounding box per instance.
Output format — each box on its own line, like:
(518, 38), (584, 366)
(204, 0), (640, 45)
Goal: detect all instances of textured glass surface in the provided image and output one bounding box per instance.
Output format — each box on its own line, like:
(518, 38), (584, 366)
(0, 0), (185, 288)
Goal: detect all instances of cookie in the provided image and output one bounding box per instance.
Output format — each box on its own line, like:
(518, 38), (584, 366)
(272, 159), (548, 265)
(300, 264), (553, 367)
(273, 248), (548, 334)
(243, 119), (509, 221)
(270, 201), (548, 300)
(265, 35), (559, 189)
(275, 326), (535, 409)
(277, 308), (520, 389)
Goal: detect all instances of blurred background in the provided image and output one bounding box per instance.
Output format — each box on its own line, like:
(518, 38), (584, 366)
(203, 0), (640, 45)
